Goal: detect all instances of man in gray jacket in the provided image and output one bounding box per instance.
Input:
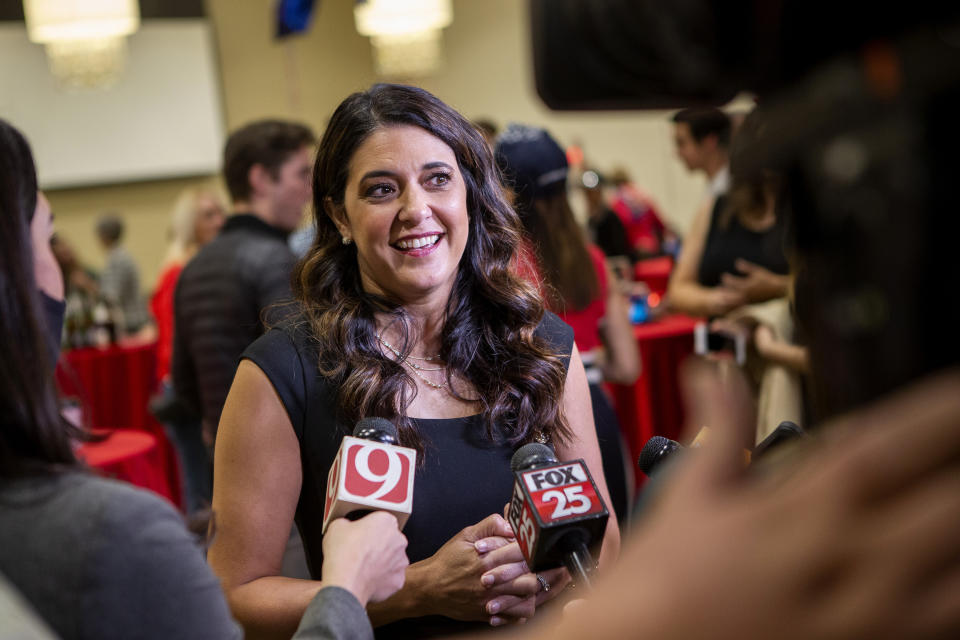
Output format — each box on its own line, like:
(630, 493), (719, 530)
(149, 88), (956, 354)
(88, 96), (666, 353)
(96, 214), (151, 335)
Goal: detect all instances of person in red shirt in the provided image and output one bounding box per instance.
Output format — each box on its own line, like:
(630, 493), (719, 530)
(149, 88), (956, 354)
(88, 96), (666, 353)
(496, 124), (639, 528)
(149, 186), (225, 513)
(608, 168), (674, 259)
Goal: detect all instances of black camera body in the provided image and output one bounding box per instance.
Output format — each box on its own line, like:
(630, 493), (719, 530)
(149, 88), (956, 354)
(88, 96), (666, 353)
(530, 0), (960, 422)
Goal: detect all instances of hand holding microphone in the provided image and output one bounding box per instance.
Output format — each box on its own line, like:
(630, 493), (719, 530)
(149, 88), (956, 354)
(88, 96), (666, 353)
(321, 512), (409, 605)
(319, 417), (415, 607)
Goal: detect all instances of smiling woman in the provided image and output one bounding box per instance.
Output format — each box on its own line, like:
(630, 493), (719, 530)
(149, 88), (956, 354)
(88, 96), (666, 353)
(328, 125), (470, 307)
(207, 84), (620, 639)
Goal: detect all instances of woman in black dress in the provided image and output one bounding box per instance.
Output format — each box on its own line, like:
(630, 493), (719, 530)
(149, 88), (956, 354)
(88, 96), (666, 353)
(208, 84), (619, 639)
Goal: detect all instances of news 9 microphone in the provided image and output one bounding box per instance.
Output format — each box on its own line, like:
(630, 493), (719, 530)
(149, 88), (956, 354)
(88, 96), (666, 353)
(507, 443), (609, 590)
(321, 417), (416, 533)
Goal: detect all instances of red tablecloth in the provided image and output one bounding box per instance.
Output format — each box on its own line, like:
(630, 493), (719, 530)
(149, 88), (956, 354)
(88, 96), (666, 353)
(609, 315), (699, 482)
(56, 342), (158, 430)
(77, 430), (177, 504)
(634, 256), (674, 296)
(56, 342), (183, 509)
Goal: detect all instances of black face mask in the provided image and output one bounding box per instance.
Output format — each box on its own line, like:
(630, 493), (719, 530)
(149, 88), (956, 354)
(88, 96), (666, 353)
(39, 290), (66, 367)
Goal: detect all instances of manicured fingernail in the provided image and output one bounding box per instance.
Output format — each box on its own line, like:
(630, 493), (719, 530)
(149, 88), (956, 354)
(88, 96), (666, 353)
(487, 600), (501, 614)
(481, 573), (495, 587)
(490, 616), (505, 627)
(475, 541), (488, 552)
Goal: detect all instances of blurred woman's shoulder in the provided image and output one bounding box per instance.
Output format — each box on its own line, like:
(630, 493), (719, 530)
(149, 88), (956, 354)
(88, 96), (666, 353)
(0, 472), (239, 640)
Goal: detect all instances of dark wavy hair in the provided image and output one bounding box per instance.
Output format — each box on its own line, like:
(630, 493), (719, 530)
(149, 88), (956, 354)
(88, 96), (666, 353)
(0, 120), (77, 478)
(293, 84), (572, 450)
(522, 190), (599, 313)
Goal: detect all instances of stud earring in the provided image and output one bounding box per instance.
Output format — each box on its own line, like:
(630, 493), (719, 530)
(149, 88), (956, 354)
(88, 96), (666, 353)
(342, 236), (352, 245)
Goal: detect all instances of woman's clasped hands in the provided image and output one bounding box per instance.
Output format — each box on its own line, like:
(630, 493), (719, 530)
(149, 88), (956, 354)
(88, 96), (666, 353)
(414, 513), (568, 626)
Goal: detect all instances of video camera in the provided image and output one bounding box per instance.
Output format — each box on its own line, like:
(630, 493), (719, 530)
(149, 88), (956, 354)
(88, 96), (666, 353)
(530, 0), (960, 422)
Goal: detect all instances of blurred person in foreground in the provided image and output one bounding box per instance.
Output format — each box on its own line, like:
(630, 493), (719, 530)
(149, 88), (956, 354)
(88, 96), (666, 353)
(495, 124), (639, 528)
(149, 185), (226, 514)
(0, 118), (409, 640)
(459, 364), (960, 640)
(460, 96), (960, 632)
(208, 84), (620, 638)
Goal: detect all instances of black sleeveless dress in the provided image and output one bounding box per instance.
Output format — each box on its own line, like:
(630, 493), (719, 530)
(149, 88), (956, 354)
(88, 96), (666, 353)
(242, 311), (574, 638)
(697, 196), (790, 288)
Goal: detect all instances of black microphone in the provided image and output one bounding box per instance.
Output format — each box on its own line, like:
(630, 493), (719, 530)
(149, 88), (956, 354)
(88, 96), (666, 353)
(752, 421), (805, 460)
(638, 426), (713, 478)
(638, 421), (806, 480)
(512, 442), (557, 471)
(322, 417), (417, 532)
(352, 417), (399, 444)
(506, 443), (609, 590)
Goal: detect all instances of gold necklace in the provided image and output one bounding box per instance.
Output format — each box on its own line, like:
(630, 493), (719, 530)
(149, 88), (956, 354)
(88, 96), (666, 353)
(376, 334), (441, 362)
(377, 335), (449, 390)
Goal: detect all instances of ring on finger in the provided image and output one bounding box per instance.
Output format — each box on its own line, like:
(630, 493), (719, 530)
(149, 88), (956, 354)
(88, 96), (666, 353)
(536, 573), (550, 593)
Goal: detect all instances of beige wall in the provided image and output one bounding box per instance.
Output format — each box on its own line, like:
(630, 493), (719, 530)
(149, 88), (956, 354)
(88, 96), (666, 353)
(45, 0), (707, 292)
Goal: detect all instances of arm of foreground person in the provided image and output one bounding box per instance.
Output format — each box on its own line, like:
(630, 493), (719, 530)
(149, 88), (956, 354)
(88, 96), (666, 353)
(459, 367), (960, 640)
(292, 587), (374, 640)
(291, 513), (409, 640)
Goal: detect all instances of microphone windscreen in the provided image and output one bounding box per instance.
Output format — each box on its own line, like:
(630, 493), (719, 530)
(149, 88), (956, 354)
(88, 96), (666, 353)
(511, 442), (558, 472)
(753, 420), (805, 459)
(638, 435), (679, 476)
(353, 417), (398, 443)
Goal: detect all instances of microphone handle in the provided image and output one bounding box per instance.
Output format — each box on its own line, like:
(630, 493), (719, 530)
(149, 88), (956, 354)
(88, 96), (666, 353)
(345, 509), (373, 521)
(562, 541), (596, 591)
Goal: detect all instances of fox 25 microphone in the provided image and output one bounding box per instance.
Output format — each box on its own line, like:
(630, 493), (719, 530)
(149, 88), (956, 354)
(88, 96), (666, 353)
(507, 443), (609, 590)
(321, 417), (417, 533)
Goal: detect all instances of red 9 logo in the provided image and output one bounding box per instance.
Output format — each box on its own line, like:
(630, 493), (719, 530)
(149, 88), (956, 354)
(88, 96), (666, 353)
(344, 442), (411, 503)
